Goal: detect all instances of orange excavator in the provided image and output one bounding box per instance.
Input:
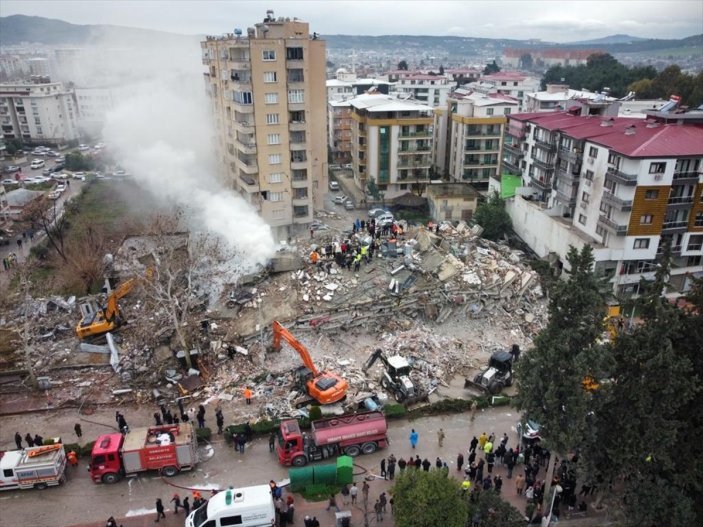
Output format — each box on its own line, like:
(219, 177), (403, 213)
(271, 320), (349, 405)
(76, 277), (139, 340)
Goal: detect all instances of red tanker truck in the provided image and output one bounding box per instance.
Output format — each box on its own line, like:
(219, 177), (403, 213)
(89, 423), (198, 484)
(277, 411), (388, 466)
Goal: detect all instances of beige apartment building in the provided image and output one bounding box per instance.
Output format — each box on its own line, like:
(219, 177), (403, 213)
(201, 12), (326, 239)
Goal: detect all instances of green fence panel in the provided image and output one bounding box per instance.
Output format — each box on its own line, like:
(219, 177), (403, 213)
(313, 462), (338, 486)
(289, 466), (314, 492)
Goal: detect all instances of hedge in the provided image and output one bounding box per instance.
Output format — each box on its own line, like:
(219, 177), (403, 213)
(383, 403), (407, 419)
(195, 427), (212, 443)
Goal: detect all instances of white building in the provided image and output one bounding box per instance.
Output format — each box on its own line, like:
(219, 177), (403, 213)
(392, 74), (453, 107)
(0, 80), (79, 145)
(477, 72), (540, 111)
(524, 84), (617, 113)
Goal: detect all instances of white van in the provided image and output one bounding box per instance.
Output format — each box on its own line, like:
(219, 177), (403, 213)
(186, 485), (275, 527)
(377, 212), (395, 226)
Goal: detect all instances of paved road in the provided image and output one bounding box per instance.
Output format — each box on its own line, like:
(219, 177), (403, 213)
(0, 404), (528, 527)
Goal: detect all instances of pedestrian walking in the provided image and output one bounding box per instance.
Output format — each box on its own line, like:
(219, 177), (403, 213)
(154, 412), (163, 426)
(286, 494), (295, 522)
(398, 456), (406, 472)
(25, 433), (34, 447)
(494, 475), (503, 494)
(244, 386), (253, 405)
(14, 432), (22, 450)
(516, 473), (525, 495)
(182, 497), (190, 516)
(269, 431), (277, 452)
(409, 428), (419, 449)
(197, 411), (206, 429)
(325, 493), (340, 512)
(457, 452), (464, 472)
(341, 484), (350, 505)
(380, 458), (387, 480)
(479, 432), (488, 449)
(215, 409), (224, 435)
(379, 492), (387, 513)
(154, 498), (166, 522)
(435, 457), (442, 469)
(362, 481), (369, 501)
(350, 482), (358, 505)
(171, 494), (182, 514)
(471, 400), (478, 422)
(470, 436), (478, 453)
(437, 428), (445, 447)
(34, 434), (43, 446)
(237, 433), (246, 454)
(74, 423), (83, 439)
(374, 499), (383, 522)
(387, 454), (396, 480)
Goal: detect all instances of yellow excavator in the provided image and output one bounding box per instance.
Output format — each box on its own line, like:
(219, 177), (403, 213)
(75, 277), (138, 340)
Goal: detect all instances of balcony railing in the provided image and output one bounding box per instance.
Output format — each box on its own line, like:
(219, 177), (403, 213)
(661, 220), (689, 233)
(667, 195), (694, 206)
(502, 159), (521, 175)
(556, 167), (579, 184)
(530, 175), (552, 191)
(558, 147), (581, 163)
(601, 191), (633, 211)
(598, 215), (628, 236)
(605, 166), (638, 185)
(289, 121), (306, 131)
(555, 189), (576, 205)
(503, 143), (524, 157)
(507, 127), (526, 139)
(398, 145), (432, 153)
(399, 131), (432, 138)
(672, 170), (700, 183)
(534, 138), (556, 151)
(532, 157), (555, 171)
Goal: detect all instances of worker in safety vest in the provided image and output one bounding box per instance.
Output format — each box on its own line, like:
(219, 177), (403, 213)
(461, 479), (471, 496)
(67, 450), (78, 468)
(244, 387), (253, 405)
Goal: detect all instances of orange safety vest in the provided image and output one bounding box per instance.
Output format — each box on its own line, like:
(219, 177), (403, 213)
(244, 388), (253, 399)
(67, 451), (78, 465)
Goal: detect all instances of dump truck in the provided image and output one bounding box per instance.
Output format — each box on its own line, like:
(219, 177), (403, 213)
(0, 444), (67, 491)
(89, 424), (198, 484)
(271, 320), (349, 406)
(465, 349), (515, 395)
(186, 485), (276, 527)
(277, 411), (388, 467)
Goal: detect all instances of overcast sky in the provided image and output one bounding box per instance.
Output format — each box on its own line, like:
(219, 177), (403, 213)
(2, 0), (702, 42)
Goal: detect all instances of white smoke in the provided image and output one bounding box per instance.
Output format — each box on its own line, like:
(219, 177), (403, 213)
(86, 34), (276, 273)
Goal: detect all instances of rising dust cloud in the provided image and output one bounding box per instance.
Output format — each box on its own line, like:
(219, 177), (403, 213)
(88, 32), (276, 274)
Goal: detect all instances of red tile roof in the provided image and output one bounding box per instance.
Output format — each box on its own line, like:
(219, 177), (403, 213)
(509, 111), (703, 157)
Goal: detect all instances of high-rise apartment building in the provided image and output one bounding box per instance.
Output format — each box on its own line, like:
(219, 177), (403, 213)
(201, 12), (326, 239)
(500, 105), (703, 298)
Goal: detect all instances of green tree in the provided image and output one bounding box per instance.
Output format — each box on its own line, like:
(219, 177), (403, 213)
(627, 78), (655, 98)
(483, 60), (500, 75)
(439, 64), (445, 75)
(466, 490), (524, 527)
(397, 60), (408, 71)
(366, 176), (381, 201)
(392, 470), (468, 527)
(5, 138), (23, 156)
(472, 192), (511, 241)
(65, 152), (94, 171)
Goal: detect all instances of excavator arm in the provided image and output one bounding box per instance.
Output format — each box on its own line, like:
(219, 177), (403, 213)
(104, 278), (137, 322)
(362, 349), (387, 373)
(272, 321), (319, 376)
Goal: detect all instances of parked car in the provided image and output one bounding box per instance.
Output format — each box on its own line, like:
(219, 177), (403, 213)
(376, 212), (395, 226)
(329, 180), (340, 191)
(72, 172), (85, 179)
(344, 199), (355, 210)
(51, 164), (65, 173)
(52, 172), (68, 180)
(2, 178), (17, 185)
(368, 208), (390, 218)
(3, 165), (20, 173)
(30, 159), (45, 169)
(55, 156), (65, 163)
(333, 195), (348, 204)
(48, 190), (61, 200)
(77, 144), (90, 152)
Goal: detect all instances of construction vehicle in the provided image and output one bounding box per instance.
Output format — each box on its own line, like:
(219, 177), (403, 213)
(186, 485), (276, 527)
(89, 423), (198, 484)
(76, 277), (138, 340)
(271, 320), (348, 405)
(277, 411), (388, 466)
(0, 444), (67, 490)
(465, 349), (515, 395)
(604, 301), (624, 341)
(362, 349), (427, 404)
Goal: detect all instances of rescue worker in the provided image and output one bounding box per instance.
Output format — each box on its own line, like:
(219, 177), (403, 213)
(244, 386), (253, 405)
(67, 450), (78, 468)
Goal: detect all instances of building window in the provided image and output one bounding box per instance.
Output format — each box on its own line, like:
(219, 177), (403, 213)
(266, 113), (279, 125)
(269, 172), (283, 184)
(267, 133), (280, 145)
(584, 170), (594, 181)
(688, 235), (703, 251)
(640, 214), (653, 225)
(268, 154), (281, 165)
(286, 47), (304, 60)
(588, 146), (598, 158)
(503, 107), (511, 115)
(645, 189), (659, 200)
(695, 212), (703, 227)
(486, 108), (494, 116)
(288, 89), (304, 103)
(269, 191), (283, 202)
(265, 93), (278, 104)
(633, 238), (650, 249)
(578, 214), (587, 225)
(233, 91), (252, 104)
(649, 162), (666, 174)
(263, 71), (277, 83)
(582, 192), (590, 204)
(262, 50), (276, 61)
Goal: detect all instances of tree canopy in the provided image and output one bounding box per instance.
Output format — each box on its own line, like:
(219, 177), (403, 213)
(397, 59), (408, 71)
(472, 192), (512, 241)
(541, 53), (702, 106)
(392, 469), (468, 527)
(483, 60), (500, 75)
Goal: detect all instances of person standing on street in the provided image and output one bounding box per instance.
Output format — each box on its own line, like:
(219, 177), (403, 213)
(74, 423), (83, 439)
(350, 482), (358, 505)
(269, 431), (277, 452)
(171, 494), (182, 514)
(33, 433), (43, 446)
(471, 400), (478, 422)
(457, 452), (464, 472)
(154, 498), (166, 522)
(470, 436), (478, 453)
(215, 408), (224, 435)
(410, 428), (419, 449)
(25, 433), (34, 447)
(387, 454), (397, 480)
(437, 428), (445, 447)
(182, 497), (190, 516)
(380, 458), (387, 480)
(14, 432), (22, 450)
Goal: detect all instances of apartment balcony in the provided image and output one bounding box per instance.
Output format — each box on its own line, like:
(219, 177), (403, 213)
(532, 158), (555, 172)
(556, 167), (579, 184)
(507, 128), (526, 140)
(239, 159), (258, 174)
(239, 174), (259, 189)
(230, 76), (252, 88)
(558, 147), (581, 163)
(502, 159), (521, 175)
(289, 121), (306, 132)
(503, 143), (524, 157)
(288, 102), (306, 112)
(399, 130), (432, 139)
(397, 158), (431, 168)
(661, 220), (689, 234)
(605, 166), (638, 185)
(398, 145), (431, 153)
(291, 177), (308, 188)
(236, 141), (257, 155)
(234, 120), (255, 133)
(555, 189), (576, 206)
(601, 190), (633, 211)
(291, 159), (308, 170)
(672, 170), (700, 184)
(232, 102), (254, 113)
(229, 60), (251, 71)
(667, 195), (694, 208)
(530, 175), (552, 192)
(286, 58), (305, 69)
(292, 197), (309, 206)
(598, 215), (628, 236)
(534, 138), (556, 151)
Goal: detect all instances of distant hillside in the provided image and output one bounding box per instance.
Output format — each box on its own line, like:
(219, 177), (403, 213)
(566, 34), (648, 45)
(0, 14), (196, 46)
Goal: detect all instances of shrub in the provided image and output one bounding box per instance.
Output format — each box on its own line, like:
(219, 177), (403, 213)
(42, 438), (56, 446)
(81, 441), (95, 457)
(251, 419), (278, 435)
(63, 443), (82, 456)
(383, 403), (407, 419)
(195, 427), (212, 443)
(29, 244), (50, 260)
(309, 405), (322, 421)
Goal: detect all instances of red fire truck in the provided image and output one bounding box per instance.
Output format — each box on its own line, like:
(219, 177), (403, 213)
(89, 424), (198, 484)
(277, 411), (388, 467)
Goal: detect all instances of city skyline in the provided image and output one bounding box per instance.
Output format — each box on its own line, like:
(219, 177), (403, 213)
(1, 0), (702, 43)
